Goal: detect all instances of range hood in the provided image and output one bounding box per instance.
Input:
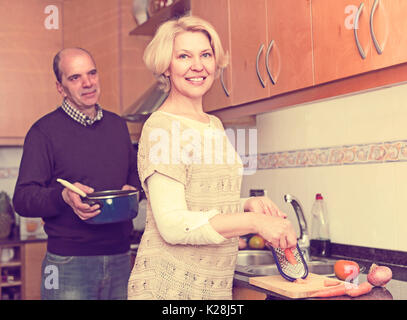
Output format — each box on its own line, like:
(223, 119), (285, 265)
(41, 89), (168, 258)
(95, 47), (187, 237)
(122, 82), (168, 122)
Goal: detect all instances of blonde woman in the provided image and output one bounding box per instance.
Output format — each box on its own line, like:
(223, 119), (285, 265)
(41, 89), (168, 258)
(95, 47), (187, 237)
(128, 15), (297, 300)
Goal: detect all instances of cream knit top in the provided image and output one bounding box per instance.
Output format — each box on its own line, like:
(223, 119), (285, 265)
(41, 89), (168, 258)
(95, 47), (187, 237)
(128, 111), (243, 300)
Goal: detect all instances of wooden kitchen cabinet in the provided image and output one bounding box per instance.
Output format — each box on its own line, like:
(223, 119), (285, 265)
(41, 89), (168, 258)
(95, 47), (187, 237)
(0, 0), (62, 146)
(265, 0), (314, 97)
(312, 0), (374, 84)
(192, 0), (314, 111)
(0, 243), (22, 300)
(229, 0), (270, 106)
(312, 0), (407, 84)
(190, 0), (232, 112)
(21, 241), (46, 300)
(369, 0), (407, 70)
(0, 240), (46, 300)
(1, 0), (152, 145)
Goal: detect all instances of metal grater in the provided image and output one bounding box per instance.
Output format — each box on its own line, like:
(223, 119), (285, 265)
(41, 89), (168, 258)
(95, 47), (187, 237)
(267, 243), (309, 282)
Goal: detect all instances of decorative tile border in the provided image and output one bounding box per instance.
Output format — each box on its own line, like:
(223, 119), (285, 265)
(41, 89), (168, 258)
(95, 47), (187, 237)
(241, 139), (407, 171)
(2, 139), (407, 179)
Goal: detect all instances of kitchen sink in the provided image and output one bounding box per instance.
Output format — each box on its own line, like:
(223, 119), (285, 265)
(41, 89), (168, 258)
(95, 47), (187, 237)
(235, 250), (336, 277)
(236, 250), (275, 266)
(241, 260), (336, 276)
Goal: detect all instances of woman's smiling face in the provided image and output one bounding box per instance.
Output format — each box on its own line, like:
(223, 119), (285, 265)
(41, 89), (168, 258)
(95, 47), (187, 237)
(165, 31), (216, 101)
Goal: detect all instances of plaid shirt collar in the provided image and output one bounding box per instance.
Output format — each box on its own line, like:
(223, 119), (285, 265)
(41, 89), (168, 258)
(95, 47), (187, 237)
(61, 98), (103, 126)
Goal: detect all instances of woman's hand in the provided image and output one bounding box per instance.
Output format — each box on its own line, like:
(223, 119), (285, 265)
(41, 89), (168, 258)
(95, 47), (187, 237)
(253, 213), (297, 249)
(61, 182), (100, 220)
(244, 196), (287, 218)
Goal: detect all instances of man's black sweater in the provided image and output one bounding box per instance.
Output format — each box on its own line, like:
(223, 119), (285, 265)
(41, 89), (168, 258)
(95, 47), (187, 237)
(13, 107), (140, 256)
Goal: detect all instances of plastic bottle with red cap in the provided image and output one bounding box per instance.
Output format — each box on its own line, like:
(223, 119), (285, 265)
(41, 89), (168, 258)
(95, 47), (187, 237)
(310, 193), (331, 257)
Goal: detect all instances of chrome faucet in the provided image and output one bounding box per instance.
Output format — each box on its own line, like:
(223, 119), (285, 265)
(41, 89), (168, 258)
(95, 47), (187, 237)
(284, 194), (310, 261)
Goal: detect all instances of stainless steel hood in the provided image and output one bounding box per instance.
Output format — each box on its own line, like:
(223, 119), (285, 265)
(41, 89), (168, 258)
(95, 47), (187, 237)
(122, 82), (168, 122)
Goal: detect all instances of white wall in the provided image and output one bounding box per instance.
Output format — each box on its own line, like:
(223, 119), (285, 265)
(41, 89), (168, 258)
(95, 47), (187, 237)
(241, 82), (407, 252)
(0, 147), (22, 197)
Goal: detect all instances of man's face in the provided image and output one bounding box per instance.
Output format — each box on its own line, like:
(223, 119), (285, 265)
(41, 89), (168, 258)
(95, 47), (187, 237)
(56, 50), (101, 114)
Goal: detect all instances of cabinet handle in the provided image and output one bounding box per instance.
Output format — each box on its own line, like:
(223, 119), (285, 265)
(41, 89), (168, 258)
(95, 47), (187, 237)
(256, 43), (266, 88)
(370, 0), (383, 54)
(220, 67), (230, 97)
(354, 2), (367, 59)
(266, 39), (276, 85)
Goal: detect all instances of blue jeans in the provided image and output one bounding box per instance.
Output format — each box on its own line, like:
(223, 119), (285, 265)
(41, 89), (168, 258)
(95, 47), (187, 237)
(41, 251), (131, 300)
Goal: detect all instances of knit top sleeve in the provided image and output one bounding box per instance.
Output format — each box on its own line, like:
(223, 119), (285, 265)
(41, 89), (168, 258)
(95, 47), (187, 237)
(146, 171), (227, 245)
(137, 112), (189, 194)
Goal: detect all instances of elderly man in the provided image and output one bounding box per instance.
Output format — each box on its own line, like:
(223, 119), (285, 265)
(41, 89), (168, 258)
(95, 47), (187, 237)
(13, 48), (140, 300)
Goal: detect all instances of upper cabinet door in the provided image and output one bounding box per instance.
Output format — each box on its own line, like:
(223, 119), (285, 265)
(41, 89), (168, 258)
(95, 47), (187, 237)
(194, 0), (407, 114)
(266, 0), (314, 96)
(0, 0), (62, 144)
(191, 0), (232, 112)
(370, 0), (407, 70)
(312, 0), (374, 84)
(313, 0), (407, 85)
(194, 0), (314, 112)
(229, 0), (270, 106)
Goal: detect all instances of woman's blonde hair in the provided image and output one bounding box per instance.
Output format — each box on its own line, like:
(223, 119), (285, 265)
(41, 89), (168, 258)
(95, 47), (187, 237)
(143, 15), (229, 92)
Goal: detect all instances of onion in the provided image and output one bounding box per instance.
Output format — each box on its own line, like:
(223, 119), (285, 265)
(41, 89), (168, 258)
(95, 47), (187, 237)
(367, 263), (392, 287)
(238, 237), (247, 250)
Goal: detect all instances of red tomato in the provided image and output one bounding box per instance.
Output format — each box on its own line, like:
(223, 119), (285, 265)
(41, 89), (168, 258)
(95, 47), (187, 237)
(334, 260), (360, 281)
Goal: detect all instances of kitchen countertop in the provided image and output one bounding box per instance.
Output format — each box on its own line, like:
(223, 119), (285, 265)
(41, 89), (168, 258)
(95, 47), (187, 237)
(0, 229), (144, 246)
(0, 234), (47, 245)
(234, 255), (407, 300)
(234, 271), (405, 300)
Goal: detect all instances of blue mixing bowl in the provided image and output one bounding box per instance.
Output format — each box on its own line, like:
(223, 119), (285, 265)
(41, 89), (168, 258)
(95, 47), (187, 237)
(82, 189), (140, 224)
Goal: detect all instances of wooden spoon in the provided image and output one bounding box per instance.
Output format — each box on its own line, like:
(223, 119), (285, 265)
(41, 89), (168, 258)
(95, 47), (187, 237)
(56, 178), (87, 198)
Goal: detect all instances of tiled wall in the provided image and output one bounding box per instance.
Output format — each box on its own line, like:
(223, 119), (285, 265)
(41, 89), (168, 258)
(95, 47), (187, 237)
(240, 82), (407, 252)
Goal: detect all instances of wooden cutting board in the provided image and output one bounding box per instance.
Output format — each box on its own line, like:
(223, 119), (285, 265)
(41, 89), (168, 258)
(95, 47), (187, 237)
(249, 273), (343, 299)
